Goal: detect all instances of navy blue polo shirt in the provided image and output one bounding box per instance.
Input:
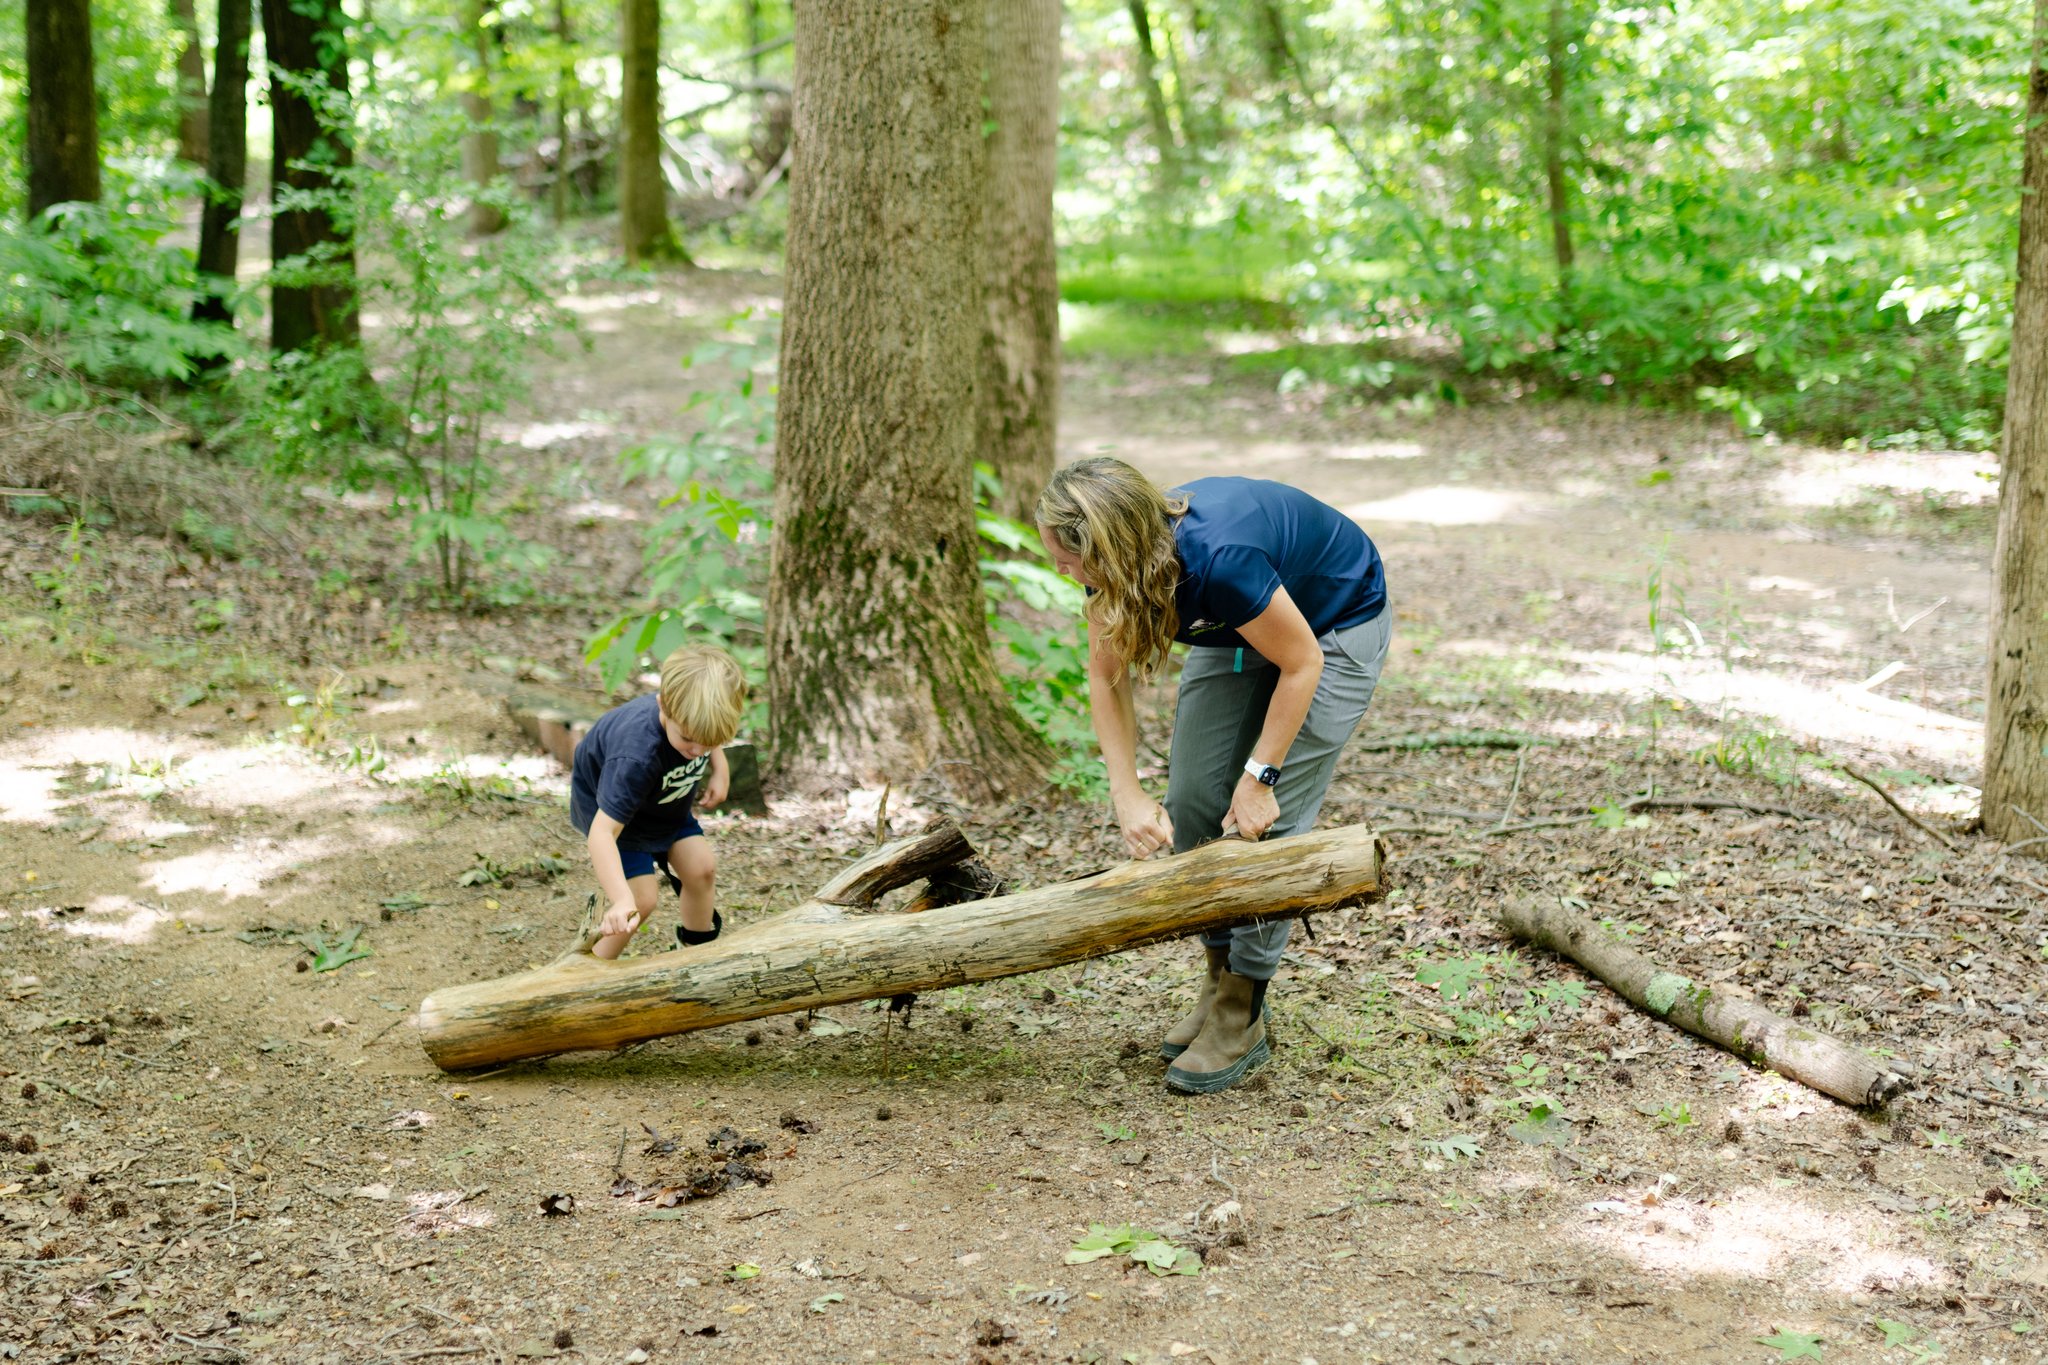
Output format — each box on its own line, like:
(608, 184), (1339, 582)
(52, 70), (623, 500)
(1169, 477), (1384, 650)
(568, 694), (710, 851)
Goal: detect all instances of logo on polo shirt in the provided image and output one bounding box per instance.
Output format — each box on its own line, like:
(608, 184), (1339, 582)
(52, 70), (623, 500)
(1186, 618), (1227, 635)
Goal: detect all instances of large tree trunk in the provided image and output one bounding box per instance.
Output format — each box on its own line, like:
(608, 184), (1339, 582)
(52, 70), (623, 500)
(1541, 0), (1576, 325)
(551, 0), (574, 221)
(261, 0), (359, 354)
(192, 0), (251, 335)
(172, 0), (210, 164)
(1125, 0), (1179, 179)
(460, 0), (507, 236)
(618, 0), (683, 263)
(416, 822), (1389, 1071)
(979, 0), (1062, 523)
(767, 0), (1051, 801)
(24, 0), (102, 218)
(1988, 0), (2048, 851)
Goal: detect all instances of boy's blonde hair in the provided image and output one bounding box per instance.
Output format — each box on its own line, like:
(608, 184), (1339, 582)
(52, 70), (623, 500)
(657, 644), (747, 746)
(1035, 456), (1186, 680)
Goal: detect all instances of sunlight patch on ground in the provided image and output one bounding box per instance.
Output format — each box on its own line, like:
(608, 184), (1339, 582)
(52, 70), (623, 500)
(176, 745), (392, 816)
(0, 757), (66, 824)
(142, 821), (406, 900)
(0, 727), (200, 825)
(380, 751), (565, 791)
(499, 418), (617, 450)
(1343, 487), (1543, 527)
(1748, 575), (1835, 598)
(1531, 650), (1983, 768)
(1579, 1184), (1946, 1296)
(1318, 440), (1428, 461)
(82, 797), (206, 844)
(558, 288), (664, 315)
(31, 894), (175, 944)
(1769, 449), (1997, 509)
(558, 498), (642, 523)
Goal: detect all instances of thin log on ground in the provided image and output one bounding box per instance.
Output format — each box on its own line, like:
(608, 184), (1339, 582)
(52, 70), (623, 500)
(1496, 894), (1909, 1108)
(417, 821), (1388, 1071)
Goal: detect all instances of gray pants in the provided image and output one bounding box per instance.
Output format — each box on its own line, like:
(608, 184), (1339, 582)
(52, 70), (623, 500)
(1165, 609), (1392, 979)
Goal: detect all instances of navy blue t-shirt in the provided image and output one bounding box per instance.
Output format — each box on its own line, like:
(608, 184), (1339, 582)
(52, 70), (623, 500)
(568, 694), (710, 851)
(1169, 476), (1385, 650)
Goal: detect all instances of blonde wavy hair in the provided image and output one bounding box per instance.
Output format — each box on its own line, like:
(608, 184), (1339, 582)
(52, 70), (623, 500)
(1035, 457), (1187, 679)
(658, 644), (747, 746)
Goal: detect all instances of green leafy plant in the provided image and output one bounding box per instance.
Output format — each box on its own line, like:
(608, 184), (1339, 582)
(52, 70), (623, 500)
(1420, 1134), (1482, 1162)
(256, 79), (569, 603)
(0, 160), (242, 387)
(587, 317), (777, 697)
(1064, 1223), (1200, 1277)
(297, 925), (372, 972)
(1756, 1327), (1825, 1361)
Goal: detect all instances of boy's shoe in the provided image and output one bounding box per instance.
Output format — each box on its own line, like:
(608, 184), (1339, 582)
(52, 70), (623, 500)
(676, 910), (723, 948)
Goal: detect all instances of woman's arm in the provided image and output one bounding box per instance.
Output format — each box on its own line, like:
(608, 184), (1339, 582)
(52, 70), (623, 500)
(1226, 586), (1324, 839)
(1088, 629), (1175, 858)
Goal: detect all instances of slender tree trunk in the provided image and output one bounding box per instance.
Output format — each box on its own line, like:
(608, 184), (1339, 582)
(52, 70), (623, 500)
(1542, 0), (1577, 326)
(261, 0), (359, 353)
(1125, 0), (1178, 178)
(25, 0), (102, 218)
(172, 0), (210, 163)
(460, 0), (506, 235)
(192, 0), (251, 335)
(619, 0), (683, 263)
(552, 0), (573, 221)
(768, 0), (1051, 801)
(979, 0), (1061, 523)
(1987, 0), (2048, 851)
(745, 0), (761, 79)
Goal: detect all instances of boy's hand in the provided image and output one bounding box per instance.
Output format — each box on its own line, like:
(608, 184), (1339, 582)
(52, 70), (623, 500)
(598, 900), (642, 939)
(699, 768), (729, 811)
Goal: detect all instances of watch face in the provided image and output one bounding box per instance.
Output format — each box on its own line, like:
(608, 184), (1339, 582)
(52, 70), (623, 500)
(1257, 765), (1279, 786)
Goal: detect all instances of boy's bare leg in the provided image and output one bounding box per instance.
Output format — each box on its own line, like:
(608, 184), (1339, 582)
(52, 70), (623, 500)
(592, 873), (661, 960)
(667, 835), (717, 934)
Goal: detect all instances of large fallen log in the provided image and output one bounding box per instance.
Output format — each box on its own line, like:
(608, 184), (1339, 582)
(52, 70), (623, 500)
(1496, 894), (1909, 1109)
(417, 821), (1388, 1071)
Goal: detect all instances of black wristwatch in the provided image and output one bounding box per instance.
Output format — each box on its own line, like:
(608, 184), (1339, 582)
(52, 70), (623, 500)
(1243, 758), (1280, 788)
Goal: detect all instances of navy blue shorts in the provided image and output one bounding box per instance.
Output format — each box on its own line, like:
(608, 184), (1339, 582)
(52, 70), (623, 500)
(617, 816), (705, 886)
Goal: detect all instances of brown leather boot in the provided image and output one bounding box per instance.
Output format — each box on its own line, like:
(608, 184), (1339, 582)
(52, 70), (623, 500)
(1165, 971), (1271, 1094)
(1160, 945), (1230, 1060)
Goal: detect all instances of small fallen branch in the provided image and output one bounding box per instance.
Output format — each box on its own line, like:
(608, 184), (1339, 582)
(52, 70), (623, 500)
(1836, 764), (1959, 852)
(1360, 730), (1546, 752)
(1497, 894), (1909, 1109)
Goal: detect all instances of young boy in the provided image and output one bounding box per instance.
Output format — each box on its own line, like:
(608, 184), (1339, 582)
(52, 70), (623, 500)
(569, 644), (746, 960)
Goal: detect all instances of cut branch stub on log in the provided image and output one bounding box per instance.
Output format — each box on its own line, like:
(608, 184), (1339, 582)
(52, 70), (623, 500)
(417, 821), (1388, 1072)
(1496, 894), (1909, 1109)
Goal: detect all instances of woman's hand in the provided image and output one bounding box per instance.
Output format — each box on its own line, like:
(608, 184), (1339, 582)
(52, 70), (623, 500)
(1224, 774), (1280, 841)
(1114, 791), (1175, 860)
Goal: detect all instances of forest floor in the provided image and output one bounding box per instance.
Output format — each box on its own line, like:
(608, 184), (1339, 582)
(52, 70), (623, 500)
(1, 265), (2044, 1365)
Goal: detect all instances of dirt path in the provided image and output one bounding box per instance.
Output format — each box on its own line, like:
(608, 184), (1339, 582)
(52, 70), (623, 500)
(1, 269), (2042, 1365)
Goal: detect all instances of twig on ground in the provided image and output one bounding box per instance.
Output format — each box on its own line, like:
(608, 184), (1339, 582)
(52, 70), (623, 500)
(1492, 746), (1529, 831)
(1207, 1155), (1239, 1200)
(1837, 764), (1959, 851)
(32, 1075), (107, 1110)
(1296, 1015), (1389, 1075)
(1776, 913), (1942, 942)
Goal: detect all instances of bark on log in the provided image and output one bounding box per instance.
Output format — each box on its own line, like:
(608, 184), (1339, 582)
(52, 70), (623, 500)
(417, 821), (1388, 1071)
(1497, 895), (1908, 1108)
